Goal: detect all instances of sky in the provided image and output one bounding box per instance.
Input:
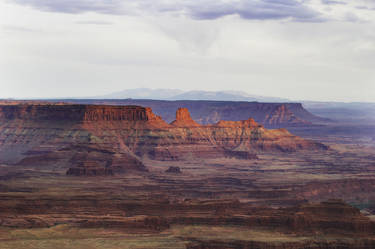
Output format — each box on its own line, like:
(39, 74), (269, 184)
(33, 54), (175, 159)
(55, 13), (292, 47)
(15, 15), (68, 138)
(0, 0), (375, 102)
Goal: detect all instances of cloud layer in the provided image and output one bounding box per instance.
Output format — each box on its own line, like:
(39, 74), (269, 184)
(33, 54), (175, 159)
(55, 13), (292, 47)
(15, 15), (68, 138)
(2, 0), (375, 101)
(12, 0), (326, 22)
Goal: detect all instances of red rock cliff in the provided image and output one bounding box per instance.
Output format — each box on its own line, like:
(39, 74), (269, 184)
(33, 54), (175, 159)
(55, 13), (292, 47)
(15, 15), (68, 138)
(0, 104), (328, 164)
(0, 104), (165, 123)
(171, 108), (200, 127)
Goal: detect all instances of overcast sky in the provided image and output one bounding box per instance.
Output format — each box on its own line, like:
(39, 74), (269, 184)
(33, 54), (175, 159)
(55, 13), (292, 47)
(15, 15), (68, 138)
(1, 0), (375, 102)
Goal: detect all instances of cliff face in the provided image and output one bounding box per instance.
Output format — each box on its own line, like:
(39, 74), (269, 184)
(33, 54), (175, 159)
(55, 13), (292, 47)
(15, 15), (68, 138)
(0, 104), (167, 125)
(263, 104), (310, 127)
(171, 108), (200, 127)
(15, 144), (148, 176)
(0, 104), (328, 166)
(59, 99), (329, 128)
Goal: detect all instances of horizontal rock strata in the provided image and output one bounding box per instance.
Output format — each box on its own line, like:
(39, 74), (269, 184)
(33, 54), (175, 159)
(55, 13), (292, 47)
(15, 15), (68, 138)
(0, 104), (328, 167)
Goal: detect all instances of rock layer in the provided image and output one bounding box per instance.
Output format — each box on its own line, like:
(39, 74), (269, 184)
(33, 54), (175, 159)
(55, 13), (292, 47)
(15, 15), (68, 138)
(0, 104), (328, 165)
(171, 108), (200, 127)
(66, 161), (113, 176)
(59, 99), (329, 127)
(165, 166), (182, 173)
(186, 239), (375, 249)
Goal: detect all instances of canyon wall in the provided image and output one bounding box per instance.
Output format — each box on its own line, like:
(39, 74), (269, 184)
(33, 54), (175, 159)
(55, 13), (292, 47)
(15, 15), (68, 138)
(56, 99), (329, 127)
(0, 104), (328, 168)
(0, 104), (162, 122)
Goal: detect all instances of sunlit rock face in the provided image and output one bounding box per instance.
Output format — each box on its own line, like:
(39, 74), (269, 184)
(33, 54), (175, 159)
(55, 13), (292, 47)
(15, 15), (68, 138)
(171, 108), (200, 127)
(0, 104), (328, 165)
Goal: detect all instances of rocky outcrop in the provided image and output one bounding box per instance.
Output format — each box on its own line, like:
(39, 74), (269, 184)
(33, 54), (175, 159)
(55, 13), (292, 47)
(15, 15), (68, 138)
(171, 108), (200, 127)
(62, 99), (329, 127)
(0, 104), (168, 128)
(0, 104), (328, 165)
(214, 118), (261, 128)
(15, 144), (148, 176)
(263, 104), (311, 127)
(64, 145), (147, 175)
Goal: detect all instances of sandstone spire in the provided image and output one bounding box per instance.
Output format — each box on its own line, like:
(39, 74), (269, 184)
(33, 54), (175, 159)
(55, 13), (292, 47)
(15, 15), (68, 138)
(170, 108), (200, 127)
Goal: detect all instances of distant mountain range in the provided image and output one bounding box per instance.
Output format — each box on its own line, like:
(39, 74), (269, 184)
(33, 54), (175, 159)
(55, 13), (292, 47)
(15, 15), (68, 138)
(93, 88), (184, 100)
(87, 88), (375, 123)
(91, 88), (290, 103)
(5, 88), (374, 125)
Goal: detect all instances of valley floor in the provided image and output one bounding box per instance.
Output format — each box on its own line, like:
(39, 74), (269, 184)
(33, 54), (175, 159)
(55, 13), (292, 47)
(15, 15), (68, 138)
(1, 129), (375, 248)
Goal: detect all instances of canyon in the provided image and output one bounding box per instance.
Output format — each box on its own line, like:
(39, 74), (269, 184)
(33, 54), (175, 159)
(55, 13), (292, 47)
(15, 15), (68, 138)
(0, 101), (374, 249)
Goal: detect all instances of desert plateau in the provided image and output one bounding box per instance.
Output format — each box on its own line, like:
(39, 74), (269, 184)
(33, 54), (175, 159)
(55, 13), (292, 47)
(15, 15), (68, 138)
(0, 100), (374, 249)
(2, 0), (375, 247)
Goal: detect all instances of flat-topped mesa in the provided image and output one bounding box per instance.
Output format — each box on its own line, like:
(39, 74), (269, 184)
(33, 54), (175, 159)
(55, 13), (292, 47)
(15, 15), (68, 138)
(0, 104), (329, 164)
(0, 104), (167, 125)
(170, 108), (200, 127)
(83, 106), (149, 121)
(264, 104), (311, 127)
(82, 106), (164, 123)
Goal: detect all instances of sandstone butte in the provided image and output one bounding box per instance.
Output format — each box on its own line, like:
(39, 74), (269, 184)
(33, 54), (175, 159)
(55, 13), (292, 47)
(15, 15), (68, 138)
(0, 104), (328, 175)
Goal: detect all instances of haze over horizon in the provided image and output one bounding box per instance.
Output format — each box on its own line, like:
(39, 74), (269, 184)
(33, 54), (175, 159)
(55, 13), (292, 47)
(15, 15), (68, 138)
(2, 88), (375, 104)
(1, 0), (375, 102)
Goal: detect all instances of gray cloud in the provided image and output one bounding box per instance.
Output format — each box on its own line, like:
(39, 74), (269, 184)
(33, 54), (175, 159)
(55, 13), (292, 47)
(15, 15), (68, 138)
(344, 12), (360, 22)
(75, 20), (114, 25)
(12, 0), (324, 22)
(12, 0), (124, 14)
(190, 0), (322, 21)
(321, 0), (346, 5)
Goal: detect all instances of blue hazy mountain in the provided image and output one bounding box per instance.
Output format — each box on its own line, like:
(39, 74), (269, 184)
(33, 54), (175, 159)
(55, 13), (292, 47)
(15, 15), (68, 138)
(93, 88), (290, 102)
